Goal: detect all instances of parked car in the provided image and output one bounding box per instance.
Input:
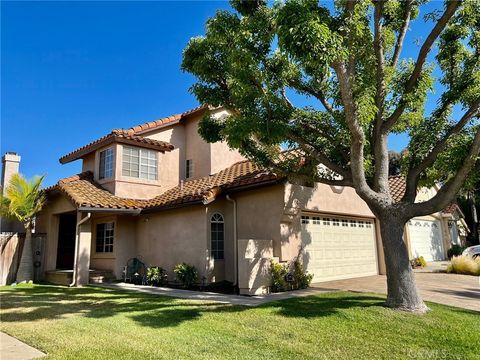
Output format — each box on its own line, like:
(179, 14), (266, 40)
(462, 245), (480, 259)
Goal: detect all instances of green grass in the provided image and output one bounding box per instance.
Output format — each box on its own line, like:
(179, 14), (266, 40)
(1, 284), (478, 359)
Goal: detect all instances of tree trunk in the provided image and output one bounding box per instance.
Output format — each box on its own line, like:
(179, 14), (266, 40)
(379, 215), (428, 313)
(16, 224), (34, 283)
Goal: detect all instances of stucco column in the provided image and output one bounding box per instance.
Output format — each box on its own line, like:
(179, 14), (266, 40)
(75, 213), (92, 286)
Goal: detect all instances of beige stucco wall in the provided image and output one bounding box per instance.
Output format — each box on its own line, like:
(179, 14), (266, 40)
(81, 153), (95, 173)
(184, 117), (211, 180)
(136, 205), (209, 282)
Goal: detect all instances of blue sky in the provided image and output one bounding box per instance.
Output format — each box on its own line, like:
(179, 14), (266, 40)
(2, 1), (444, 187)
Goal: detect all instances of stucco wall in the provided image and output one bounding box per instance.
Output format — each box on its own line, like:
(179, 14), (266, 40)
(136, 205), (208, 281)
(185, 117), (211, 180)
(81, 153), (95, 173)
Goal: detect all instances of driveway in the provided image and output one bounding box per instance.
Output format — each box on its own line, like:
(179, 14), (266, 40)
(312, 272), (480, 312)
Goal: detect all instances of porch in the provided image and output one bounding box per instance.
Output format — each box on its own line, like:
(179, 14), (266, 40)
(45, 269), (115, 286)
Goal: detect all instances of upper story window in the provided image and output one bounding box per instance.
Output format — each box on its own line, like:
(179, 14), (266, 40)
(99, 148), (113, 180)
(186, 159), (193, 179)
(96, 222), (114, 253)
(122, 146), (157, 180)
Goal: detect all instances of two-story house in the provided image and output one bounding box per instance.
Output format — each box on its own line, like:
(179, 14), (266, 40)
(37, 105), (465, 294)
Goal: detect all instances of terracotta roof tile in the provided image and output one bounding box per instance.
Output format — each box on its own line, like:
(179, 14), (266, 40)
(50, 171), (144, 209)
(126, 105), (208, 135)
(144, 160), (279, 210)
(388, 176), (406, 202)
(48, 161), (280, 211)
(59, 130), (174, 164)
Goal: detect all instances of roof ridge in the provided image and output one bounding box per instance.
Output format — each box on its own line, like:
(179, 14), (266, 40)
(127, 105), (208, 135)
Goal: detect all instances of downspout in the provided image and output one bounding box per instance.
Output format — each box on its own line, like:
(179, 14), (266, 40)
(226, 195), (238, 287)
(69, 212), (91, 287)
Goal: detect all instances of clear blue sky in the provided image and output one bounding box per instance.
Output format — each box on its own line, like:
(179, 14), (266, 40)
(1, 1), (444, 187)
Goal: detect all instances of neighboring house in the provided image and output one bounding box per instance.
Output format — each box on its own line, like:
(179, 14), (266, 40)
(389, 176), (469, 261)
(36, 106), (464, 294)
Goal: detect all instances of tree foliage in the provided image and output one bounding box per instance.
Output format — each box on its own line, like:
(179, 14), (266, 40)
(183, 0), (480, 312)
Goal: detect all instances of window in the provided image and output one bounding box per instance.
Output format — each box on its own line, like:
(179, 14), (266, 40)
(342, 219), (349, 227)
(332, 218), (340, 226)
(99, 148), (113, 179)
(301, 216), (310, 224)
(312, 216), (321, 225)
(122, 146), (157, 180)
(358, 221), (365, 228)
(211, 213), (224, 260)
(96, 222), (114, 253)
(323, 217), (331, 225)
(350, 220), (357, 227)
(186, 159), (193, 179)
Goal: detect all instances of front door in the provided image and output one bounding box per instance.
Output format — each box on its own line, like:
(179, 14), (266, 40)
(56, 213), (77, 269)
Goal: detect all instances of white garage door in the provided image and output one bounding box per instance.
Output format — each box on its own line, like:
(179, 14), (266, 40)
(301, 214), (378, 282)
(408, 219), (444, 261)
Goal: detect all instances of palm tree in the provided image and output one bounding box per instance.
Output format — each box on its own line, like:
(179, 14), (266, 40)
(0, 174), (45, 283)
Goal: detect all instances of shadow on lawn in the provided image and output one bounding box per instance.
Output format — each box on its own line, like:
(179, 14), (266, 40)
(3, 285), (475, 329)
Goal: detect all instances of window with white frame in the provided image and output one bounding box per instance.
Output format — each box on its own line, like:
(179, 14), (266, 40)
(211, 213), (224, 260)
(96, 222), (114, 253)
(99, 148), (113, 180)
(122, 146), (157, 180)
(301, 215), (310, 224)
(186, 159), (193, 179)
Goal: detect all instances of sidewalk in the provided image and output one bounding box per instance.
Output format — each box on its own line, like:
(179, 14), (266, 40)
(0, 332), (45, 360)
(96, 282), (333, 306)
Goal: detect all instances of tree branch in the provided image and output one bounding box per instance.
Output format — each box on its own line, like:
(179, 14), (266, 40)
(372, 0), (390, 194)
(409, 126), (480, 217)
(287, 132), (351, 179)
(291, 80), (335, 114)
(391, 0), (413, 68)
(403, 98), (480, 203)
(383, 0), (460, 132)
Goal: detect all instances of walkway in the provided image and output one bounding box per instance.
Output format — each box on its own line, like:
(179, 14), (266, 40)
(96, 282), (331, 306)
(0, 332), (45, 360)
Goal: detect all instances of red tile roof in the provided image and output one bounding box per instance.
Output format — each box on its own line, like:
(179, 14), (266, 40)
(126, 105), (208, 135)
(59, 129), (174, 164)
(53, 172), (144, 209)
(47, 160), (280, 212)
(388, 176), (406, 202)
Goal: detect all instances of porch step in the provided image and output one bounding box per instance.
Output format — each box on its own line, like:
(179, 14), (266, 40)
(45, 269), (115, 285)
(89, 270), (115, 284)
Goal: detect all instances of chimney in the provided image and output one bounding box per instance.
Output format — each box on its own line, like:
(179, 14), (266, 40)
(1, 152), (21, 188)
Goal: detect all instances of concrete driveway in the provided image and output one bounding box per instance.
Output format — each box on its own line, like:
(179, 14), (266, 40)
(312, 273), (480, 312)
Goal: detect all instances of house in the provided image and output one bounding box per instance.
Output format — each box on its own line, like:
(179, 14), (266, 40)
(35, 106), (465, 294)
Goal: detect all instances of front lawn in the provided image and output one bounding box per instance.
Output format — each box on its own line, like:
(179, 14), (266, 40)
(1, 284), (478, 359)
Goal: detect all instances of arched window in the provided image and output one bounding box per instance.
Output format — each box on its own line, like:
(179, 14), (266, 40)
(211, 213), (224, 260)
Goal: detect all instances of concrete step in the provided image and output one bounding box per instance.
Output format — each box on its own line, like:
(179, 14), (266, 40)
(89, 270), (115, 284)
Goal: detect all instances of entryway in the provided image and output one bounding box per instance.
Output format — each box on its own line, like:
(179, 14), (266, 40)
(56, 213), (76, 269)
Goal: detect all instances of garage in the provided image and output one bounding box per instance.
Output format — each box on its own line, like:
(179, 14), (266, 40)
(408, 219), (445, 261)
(301, 214), (378, 282)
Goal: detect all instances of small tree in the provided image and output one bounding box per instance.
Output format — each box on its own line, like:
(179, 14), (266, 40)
(0, 174), (45, 283)
(183, 0), (480, 312)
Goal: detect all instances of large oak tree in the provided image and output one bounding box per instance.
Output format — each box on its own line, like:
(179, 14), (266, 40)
(182, 0), (480, 312)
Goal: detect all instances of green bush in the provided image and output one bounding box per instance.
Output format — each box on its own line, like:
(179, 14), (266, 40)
(146, 266), (167, 286)
(270, 261), (289, 292)
(270, 258), (313, 293)
(447, 255), (480, 276)
(173, 263), (198, 288)
(447, 244), (465, 259)
(411, 256), (427, 268)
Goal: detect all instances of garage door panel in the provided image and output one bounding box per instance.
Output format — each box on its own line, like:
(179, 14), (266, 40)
(408, 219), (444, 261)
(301, 215), (378, 282)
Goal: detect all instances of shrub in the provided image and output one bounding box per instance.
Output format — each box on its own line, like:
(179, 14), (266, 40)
(270, 258), (313, 293)
(411, 256), (427, 268)
(173, 263), (198, 288)
(270, 261), (289, 292)
(146, 266), (167, 286)
(447, 256), (480, 276)
(447, 244), (465, 259)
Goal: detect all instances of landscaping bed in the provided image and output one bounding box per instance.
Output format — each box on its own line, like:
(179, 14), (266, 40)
(1, 284), (479, 359)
